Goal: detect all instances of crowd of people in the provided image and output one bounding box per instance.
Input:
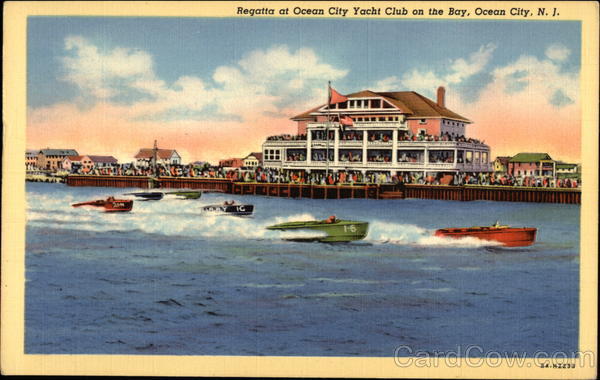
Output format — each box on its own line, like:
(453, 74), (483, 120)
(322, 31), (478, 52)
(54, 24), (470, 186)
(265, 131), (485, 145)
(66, 162), (580, 188)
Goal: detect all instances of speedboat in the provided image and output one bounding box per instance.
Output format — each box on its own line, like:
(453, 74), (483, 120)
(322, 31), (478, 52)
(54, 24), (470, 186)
(267, 216), (369, 243)
(202, 201), (254, 216)
(434, 222), (537, 247)
(165, 191), (202, 199)
(72, 197), (133, 212)
(124, 192), (164, 201)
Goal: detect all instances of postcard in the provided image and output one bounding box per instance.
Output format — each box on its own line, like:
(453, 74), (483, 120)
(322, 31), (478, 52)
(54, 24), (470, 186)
(2, 1), (598, 378)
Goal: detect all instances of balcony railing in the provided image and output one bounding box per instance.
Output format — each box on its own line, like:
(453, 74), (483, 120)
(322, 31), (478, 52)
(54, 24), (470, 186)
(308, 121), (406, 129)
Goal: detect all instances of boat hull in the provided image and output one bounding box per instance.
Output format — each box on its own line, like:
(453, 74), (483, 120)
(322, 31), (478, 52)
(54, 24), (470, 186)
(267, 220), (369, 242)
(72, 199), (133, 212)
(125, 192), (164, 201)
(167, 191), (202, 199)
(202, 204), (254, 216)
(435, 227), (537, 247)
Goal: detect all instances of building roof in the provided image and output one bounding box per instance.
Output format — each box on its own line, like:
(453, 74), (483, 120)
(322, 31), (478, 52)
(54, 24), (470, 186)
(65, 155), (85, 162)
(509, 153), (553, 163)
(245, 152), (263, 161)
(88, 155), (118, 163)
(135, 149), (177, 160)
(494, 156), (511, 166)
(26, 150), (39, 157)
(291, 90), (470, 122)
(39, 149), (78, 156)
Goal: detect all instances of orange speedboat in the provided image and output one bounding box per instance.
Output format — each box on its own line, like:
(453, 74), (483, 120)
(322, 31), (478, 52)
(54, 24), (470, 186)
(72, 197), (133, 212)
(435, 222), (537, 247)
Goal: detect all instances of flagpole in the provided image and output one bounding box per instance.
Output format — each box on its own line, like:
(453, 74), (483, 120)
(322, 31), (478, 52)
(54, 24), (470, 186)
(326, 81), (330, 181)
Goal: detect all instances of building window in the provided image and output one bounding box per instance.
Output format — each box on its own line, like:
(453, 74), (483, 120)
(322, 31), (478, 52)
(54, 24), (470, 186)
(429, 150), (455, 164)
(419, 119), (427, 124)
(398, 150), (424, 163)
(338, 149), (362, 162)
(371, 99), (381, 108)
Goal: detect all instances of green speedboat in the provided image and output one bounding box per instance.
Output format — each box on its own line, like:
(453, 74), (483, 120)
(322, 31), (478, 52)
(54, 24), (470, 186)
(266, 217), (369, 243)
(166, 191), (202, 199)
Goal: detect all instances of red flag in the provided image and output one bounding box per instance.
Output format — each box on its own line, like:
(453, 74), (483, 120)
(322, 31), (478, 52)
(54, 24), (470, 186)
(340, 115), (354, 126)
(329, 86), (348, 105)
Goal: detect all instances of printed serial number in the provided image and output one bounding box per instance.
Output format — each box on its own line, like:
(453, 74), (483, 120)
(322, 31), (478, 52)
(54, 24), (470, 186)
(539, 363), (575, 369)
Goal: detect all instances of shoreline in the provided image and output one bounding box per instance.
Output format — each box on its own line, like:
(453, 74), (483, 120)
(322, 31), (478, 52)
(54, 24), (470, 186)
(34, 175), (581, 204)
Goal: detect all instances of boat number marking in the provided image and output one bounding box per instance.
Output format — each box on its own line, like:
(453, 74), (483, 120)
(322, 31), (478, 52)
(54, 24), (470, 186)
(343, 224), (357, 233)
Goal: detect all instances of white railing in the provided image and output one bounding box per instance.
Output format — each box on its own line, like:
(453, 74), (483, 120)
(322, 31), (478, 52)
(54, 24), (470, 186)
(366, 141), (393, 147)
(263, 140), (306, 147)
(308, 121), (406, 129)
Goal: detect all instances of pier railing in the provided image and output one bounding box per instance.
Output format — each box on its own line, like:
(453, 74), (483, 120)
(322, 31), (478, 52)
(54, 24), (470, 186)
(64, 175), (581, 204)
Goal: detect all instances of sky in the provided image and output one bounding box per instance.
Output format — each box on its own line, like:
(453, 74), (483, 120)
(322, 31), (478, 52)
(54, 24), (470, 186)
(27, 17), (581, 163)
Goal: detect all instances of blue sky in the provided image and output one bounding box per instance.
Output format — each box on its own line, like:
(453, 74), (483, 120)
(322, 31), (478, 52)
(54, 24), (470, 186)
(26, 17), (582, 162)
(28, 17), (580, 107)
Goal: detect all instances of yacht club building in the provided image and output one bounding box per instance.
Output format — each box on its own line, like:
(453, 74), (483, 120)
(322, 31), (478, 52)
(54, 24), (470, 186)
(262, 87), (492, 179)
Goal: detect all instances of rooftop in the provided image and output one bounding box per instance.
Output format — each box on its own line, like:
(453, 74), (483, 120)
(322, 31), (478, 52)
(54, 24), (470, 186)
(292, 90), (470, 122)
(509, 153), (553, 163)
(135, 148), (177, 160)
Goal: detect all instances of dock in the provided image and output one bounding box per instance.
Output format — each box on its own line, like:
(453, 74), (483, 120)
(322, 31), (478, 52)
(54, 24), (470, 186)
(64, 175), (581, 204)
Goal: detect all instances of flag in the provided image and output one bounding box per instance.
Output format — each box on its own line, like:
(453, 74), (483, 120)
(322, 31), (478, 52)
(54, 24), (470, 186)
(340, 115), (354, 126)
(328, 84), (348, 105)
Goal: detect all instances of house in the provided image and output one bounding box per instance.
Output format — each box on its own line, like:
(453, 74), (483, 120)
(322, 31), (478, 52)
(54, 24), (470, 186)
(555, 162), (580, 179)
(37, 148), (79, 171)
(507, 153), (555, 177)
(134, 148), (181, 167)
(89, 155), (118, 168)
(262, 86), (492, 179)
(243, 152), (263, 168)
(62, 155), (87, 172)
(26, 150), (39, 170)
(493, 156), (511, 174)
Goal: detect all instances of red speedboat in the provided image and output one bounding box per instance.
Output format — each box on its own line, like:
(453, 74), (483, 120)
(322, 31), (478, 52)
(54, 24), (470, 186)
(72, 197), (133, 212)
(435, 222), (537, 247)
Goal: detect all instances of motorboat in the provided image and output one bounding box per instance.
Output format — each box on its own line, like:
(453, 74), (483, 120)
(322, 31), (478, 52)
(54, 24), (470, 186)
(72, 197), (133, 212)
(267, 216), (369, 243)
(434, 222), (537, 247)
(165, 191), (202, 199)
(124, 192), (164, 201)
(202, 201), (254, 216)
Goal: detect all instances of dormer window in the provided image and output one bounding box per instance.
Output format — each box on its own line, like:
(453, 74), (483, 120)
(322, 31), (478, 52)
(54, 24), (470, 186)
(419, 119), (427, 124)
(371, 99), (380, 108)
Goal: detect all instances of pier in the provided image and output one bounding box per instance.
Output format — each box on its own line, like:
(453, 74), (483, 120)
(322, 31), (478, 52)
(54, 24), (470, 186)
(64, 175), (581, 204)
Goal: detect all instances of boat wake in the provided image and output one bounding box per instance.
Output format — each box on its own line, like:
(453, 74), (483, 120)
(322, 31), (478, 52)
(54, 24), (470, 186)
(365, 221), (501, 248)
(27, 192), (499, 247)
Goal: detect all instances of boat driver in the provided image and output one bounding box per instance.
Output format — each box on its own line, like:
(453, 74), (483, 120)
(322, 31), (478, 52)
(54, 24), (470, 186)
(324, 215), (337, 224)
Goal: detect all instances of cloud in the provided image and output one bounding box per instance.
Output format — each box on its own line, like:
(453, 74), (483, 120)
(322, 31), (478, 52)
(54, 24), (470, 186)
(445, 43), (497, 84)
(62, 36), (154, 99)
(29, 38), (349, 162)
(492, 53), (578, 106)
(447, 45), (580, 162)
(376, 43), (580, 162)
(377, 43), (497, 96)
(545, 44), (570, 62)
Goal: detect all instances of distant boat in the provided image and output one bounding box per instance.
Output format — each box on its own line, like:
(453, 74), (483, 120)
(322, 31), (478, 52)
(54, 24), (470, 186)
(202, 201), (253, 216)
(267, 216), (369, 243)
(124, 192), (164, 201)
(434, 222), (537, 247)
(72, 197), (133, 212)
(165, 191), (202, 199)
